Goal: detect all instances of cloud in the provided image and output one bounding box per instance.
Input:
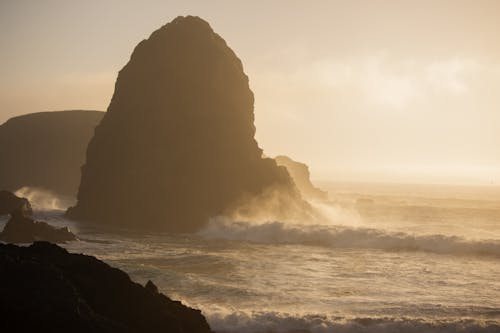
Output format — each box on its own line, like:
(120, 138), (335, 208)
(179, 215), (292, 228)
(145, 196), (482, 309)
(425, 58), (480, 94)
(359, 55), (419, 109)
(269, 54), (484, 109)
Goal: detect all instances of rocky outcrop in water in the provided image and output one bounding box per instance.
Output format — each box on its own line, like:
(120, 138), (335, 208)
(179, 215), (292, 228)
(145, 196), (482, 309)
(0, 190), (76, 243)
(0, 241), (212, 333)
(275, 155), (328, 200)
(68, 16), (302, 231)
(0, 190), (32, 217)
(0, 110), (104, 196)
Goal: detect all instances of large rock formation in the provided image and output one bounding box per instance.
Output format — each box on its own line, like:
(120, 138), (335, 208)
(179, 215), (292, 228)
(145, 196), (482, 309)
(0, 190), (76, 243)
(275, 155), (328, 201)
(0, 110), (104, 196)
(68, 16), (302, 231)
(0, 241), (212, 333)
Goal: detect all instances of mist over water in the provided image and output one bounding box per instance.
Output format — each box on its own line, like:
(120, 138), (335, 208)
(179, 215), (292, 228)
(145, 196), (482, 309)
(14, 186), (74, 211)
(7, 182), (499, 333)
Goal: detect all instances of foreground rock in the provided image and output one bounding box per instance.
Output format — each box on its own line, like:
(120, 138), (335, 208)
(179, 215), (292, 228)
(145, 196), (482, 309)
(275, 155), (328, 201)
(68, 16), (303, 231)
(0, 110), (104, 196)
(0, 190), (76, 243)
(0, 241), (212, 333)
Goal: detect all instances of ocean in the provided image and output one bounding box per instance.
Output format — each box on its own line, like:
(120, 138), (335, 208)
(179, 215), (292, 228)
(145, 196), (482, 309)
(3, 182), (500, 333)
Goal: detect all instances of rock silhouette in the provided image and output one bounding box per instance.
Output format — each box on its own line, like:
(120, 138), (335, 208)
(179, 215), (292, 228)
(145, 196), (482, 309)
(275, 155), (328, 200)
(0, 110), (104, 196)
(0, 190), (76, 243)
(0, 241), (212, 333)
(0, 190), (32, 217)
(68, 16), (302, 231)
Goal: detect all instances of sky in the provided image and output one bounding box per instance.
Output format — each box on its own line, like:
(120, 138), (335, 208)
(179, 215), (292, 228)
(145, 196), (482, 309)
(1, 0), (499, 185)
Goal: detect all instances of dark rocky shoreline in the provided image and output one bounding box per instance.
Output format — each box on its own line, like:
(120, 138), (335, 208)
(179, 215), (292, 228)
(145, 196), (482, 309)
(0, 241), (213, 333)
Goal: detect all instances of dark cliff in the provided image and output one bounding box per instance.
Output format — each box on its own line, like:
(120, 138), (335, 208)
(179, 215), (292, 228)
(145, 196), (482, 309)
(68, 16), (301, 231)
(0, 241), (212, 332)
(0, 110), (104, 196)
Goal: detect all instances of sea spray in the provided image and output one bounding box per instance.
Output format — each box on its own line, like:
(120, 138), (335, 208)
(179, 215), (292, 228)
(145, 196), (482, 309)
(14, 186), (74, 211)
(201, 309), (500, 333)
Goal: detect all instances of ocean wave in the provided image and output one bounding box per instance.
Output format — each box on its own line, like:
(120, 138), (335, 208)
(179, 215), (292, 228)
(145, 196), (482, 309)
(203, 309), (500, 333)
(198, 219), (500, 257)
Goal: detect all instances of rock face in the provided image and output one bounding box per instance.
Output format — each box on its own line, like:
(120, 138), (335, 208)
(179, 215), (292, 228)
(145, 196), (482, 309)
(275, 155), (328, 200)
(0, 110), (104, 196)
(0, 241), (213, 333)
(68, 16), (300, 231)
(0, 190), (76, 243)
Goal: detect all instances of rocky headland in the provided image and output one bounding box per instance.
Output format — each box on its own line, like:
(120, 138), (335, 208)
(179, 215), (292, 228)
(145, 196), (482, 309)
(0, 110), (104, 196)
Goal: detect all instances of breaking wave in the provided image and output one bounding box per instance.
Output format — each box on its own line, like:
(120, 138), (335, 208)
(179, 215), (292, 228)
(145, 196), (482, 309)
(14, 186), (74, 211)
(199, 218), (500, 257)
(203, 309), (500, 333)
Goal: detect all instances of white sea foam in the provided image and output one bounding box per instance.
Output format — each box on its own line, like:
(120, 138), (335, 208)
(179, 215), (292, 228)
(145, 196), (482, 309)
(202, 309), (500, 333)
(199, 218), (500, 257)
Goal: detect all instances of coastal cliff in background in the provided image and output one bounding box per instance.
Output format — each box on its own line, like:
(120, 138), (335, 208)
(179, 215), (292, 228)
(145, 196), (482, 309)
(275, 155), (328, 201)
(67, 16), (303, 231)
(0, 111), (104, 196)
(0, 242), (212, 332)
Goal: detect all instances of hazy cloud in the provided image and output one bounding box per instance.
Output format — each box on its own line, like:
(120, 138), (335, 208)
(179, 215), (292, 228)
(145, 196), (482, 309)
(273, 54), (486, 109)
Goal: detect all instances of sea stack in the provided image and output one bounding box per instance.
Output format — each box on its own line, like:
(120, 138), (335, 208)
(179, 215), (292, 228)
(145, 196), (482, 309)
(275, 155), (328, 201)
(68, 16), (300, 231)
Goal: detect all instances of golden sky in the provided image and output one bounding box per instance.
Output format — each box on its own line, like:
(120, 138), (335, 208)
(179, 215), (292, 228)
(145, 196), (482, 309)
(1, 0), (499, 185)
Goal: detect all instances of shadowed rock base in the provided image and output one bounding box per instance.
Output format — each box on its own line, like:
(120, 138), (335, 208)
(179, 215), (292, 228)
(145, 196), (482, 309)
(0, 242), (213, 333)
